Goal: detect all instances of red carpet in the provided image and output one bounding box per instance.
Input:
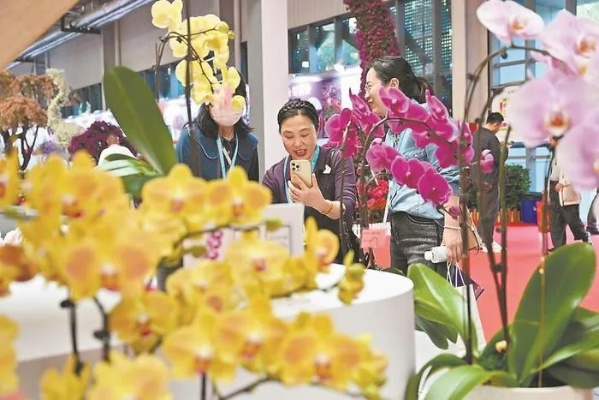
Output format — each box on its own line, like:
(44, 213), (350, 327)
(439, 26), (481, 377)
(373, 226), (599, 340)
(470, 226), (599, 340)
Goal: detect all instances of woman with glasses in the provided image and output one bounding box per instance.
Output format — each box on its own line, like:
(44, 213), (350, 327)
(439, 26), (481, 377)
(364, 56), (462, 277)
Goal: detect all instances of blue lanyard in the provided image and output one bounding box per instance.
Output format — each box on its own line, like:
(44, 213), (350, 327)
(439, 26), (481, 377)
(283, 146), (320, 204)
(216, 135), (239, 178)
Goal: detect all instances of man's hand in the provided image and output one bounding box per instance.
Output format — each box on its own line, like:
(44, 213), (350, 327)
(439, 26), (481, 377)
(289, 173), (327, 211)
(443, 228), (463, 265)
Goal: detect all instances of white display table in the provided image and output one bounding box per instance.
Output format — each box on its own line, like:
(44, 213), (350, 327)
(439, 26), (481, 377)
(1, 266), (417, 400)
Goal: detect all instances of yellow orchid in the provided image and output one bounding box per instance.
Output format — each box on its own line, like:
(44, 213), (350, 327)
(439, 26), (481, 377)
(338, 252), (366, 305)
(174, 59), (215, 87)
(205, 167), (271, 226)
(60, 228), (160, 301)
(140, 164), (208, 230)
(273, 313), (366, 391)
(39, 356), (90, 400)
(89, 352), (172, 400)
(0, 316), (19, 396)
(225, 231), (291, 296)
(110, 291), (179, 354)
(151, 0), (182, 31)
(162, 311), (239, 382)
(217, 294), (288, 373)
(0, 245), (37, 296)
(0, 152), (20, 209)
(18, 218), (66, 283)
(166, 260), (239, 324)
(304, 217), (339, 272)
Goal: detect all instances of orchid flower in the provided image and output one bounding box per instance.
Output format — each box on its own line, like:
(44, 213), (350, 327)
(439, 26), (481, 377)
(324, 108), (360, 157)
(418, 168), (453, 205)
(476, 0), (544, 44)
(479, 150), (495, 174)
(365, 139), (400, 173)
(538, 10), (599, 77)
(379, 87), (430, 136)
(555, 110), (599, 191)
(506, 71), (592, 147)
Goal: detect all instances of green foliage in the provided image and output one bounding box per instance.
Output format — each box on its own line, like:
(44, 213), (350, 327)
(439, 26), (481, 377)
(103, 66), (177, 176)
(505, 164), (531, 210)
(407, 244), (599, 399)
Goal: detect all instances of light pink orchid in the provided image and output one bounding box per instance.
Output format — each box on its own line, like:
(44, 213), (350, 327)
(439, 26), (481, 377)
(476, 0), (544, 44)
(555, 110), (599, 191)
(366, 139), (401, 173)
(539, 10), (599, 77)
(418, 167), (453, 205)
(506, 71), (592, 147)
(480, 150), (495, 174)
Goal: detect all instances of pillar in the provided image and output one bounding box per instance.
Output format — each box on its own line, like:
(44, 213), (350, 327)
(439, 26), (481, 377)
(247, 0), (289, 176)
(451, 0), (489, 122)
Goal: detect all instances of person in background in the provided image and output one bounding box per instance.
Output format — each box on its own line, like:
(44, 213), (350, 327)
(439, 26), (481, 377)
(262, 99), (357, 263)
(548, 137), (591, 250)
(176, 71), (259, 181)
(97, 131), (135, 166)
(364, 56), (461, 277)
(471, 112), (504, 253)
(587, 188), (599, 235)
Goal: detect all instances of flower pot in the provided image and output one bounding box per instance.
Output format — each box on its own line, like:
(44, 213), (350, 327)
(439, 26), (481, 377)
(466, 385), (593, 400)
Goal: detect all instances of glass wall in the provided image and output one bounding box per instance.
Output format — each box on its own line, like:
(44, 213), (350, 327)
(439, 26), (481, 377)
(287, 0), (453, 114)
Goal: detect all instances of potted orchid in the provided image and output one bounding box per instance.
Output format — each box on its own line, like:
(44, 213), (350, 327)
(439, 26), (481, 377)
(326, 0), (599, 398)
(343, 0), (599, 398)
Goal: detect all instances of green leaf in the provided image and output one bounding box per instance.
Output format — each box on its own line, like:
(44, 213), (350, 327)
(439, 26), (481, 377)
(405, 353), (467, 400)
(547, 362), (599, 388)
(424, 365), (518, 400)
(103, 66), (177, 175)
(415, 315), (451, 350)
(414, 299), (459, 342)
(98, 157), (159, 198)
(508, 243), (596, 386)
(539, 308), (599, 370)
(409, 263), (478, 350)
(121, 174), (156, 199)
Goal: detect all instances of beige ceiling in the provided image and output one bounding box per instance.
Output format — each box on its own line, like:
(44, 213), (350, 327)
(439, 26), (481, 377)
(0, 0), (79, 69)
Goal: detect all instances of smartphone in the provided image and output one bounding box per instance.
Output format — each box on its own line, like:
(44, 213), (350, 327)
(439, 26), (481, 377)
(290, 159), (312, 188)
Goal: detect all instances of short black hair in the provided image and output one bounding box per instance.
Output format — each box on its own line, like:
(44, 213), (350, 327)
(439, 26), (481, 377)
(194, 69), (252, 139)
(486, 112), (505, 124)
(277, 99), (319, 131)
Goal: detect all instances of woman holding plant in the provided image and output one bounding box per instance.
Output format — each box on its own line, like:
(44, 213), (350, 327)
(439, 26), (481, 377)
(364, 56), (462, 276)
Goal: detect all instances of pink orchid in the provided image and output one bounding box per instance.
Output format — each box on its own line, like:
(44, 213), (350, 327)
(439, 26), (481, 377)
(354, 110), (385, 138)
(324, 108), (360, 157)
(426, 90), (450, 127)
(349, 89), (370, 118)
(476, 0), (544, 44)
(418, 167), (453, 205)
(379, 87), (430, 136)
(480, 149), (495, 174)
(555, 110), (599, 190)
(435, 139), (460, 168)
(366, 139), (400, 172)
(539, 10), (599, 77)
(446, 205), (461, 220)
(506, 71), (592, 147)
(390, 156), (410, 186)
(403, 158), (429, 189)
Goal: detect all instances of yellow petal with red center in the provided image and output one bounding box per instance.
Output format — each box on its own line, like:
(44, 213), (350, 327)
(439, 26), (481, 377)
(113, 243), (157, 296)
(63, 243), (101, 301)
(278, 332), (318, 385)
(315, 230), (339, 269)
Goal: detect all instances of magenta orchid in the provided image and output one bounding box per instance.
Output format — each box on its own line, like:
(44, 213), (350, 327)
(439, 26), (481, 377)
(324, 108), (360, 157)
(418, 167), (453, 205)
(476, 0), (544, 44)
(479, 150), (495, 175)
(366, 139), (400, 173)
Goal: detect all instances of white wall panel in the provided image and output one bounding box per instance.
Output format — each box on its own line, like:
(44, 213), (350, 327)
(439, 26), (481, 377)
(47, 33), (102, 89)
(240, 0), (347, 42)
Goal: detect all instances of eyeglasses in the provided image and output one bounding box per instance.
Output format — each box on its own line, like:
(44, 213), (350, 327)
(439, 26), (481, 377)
(364, 81), (380, 94)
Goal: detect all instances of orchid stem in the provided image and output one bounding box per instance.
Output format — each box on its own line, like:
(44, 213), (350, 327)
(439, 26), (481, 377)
(217, 377), (271, 400)
(92, 297), (111, 362)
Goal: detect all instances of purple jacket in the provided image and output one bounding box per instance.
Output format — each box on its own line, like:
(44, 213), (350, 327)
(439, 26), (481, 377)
(262, 146), (357, 255)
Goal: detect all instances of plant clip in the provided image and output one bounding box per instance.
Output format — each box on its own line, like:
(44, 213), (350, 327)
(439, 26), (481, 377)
(93, 329), (109, 341)
(466, 73), (477, 82)
(60, 298), (74, 308)
(492, 262), (505, 274)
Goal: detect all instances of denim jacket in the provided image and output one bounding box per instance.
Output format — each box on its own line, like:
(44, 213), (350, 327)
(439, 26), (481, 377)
(176, 125), (259, 181)
(385, 128), (460, 221)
